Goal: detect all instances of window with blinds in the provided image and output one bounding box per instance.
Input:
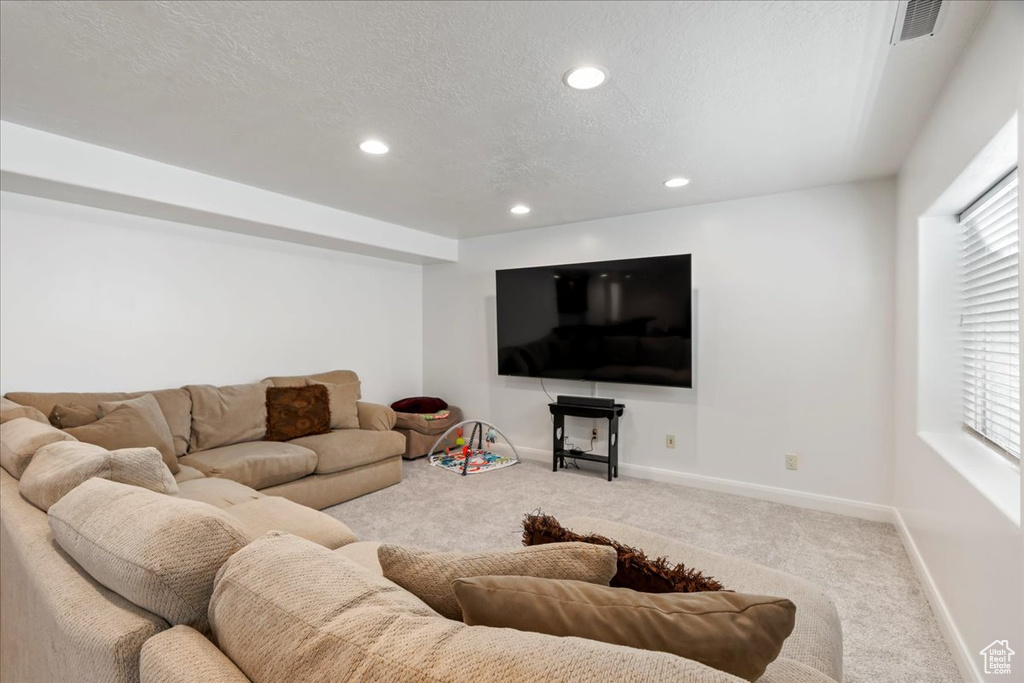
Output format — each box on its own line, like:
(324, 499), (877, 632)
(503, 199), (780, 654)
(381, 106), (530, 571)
(960, 170), (1019, 460)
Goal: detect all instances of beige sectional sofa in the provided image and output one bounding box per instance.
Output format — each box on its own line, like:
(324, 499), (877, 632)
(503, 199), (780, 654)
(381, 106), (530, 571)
(3, 369), (405, 509)
(0, 378), (844, 683)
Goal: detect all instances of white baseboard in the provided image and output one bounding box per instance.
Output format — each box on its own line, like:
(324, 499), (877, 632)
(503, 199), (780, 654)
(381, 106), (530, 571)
(502, 444), (894, 522)
(892, 509), (981, 683)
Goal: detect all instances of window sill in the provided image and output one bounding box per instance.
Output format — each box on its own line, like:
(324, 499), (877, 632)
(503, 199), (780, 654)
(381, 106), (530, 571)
(918, 431), (1020, 525)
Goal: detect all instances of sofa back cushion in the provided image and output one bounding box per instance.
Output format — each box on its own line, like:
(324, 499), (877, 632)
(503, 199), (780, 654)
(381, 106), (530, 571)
(309, 380), (359, 429)
(265, 370), (361, 396)
(453, 576), (796, 682)
(0, 397), (48, 425)
(0, 417), (77, 479)
(49, 477), (249, 634)
(210, 532), (734, 683)
(98, 394), (178, 461)
(5, 389), (192, 457)
(185, 381), (272, 452)
(67, 403), (179, 474)
(21, 442), (178, 512)
(377, 542), (618, 621)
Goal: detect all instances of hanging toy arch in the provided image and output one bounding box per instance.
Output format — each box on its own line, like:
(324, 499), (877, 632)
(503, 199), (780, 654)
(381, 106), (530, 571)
(427, 420), (520, 476)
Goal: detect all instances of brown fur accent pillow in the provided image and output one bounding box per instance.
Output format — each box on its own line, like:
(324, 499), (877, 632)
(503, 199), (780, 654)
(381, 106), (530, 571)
(265, 385), (331, 442)
(522, 513), (725, 593)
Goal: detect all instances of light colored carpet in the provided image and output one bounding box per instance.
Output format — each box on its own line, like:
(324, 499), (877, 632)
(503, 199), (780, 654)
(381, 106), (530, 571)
(325, 458), (961, 683)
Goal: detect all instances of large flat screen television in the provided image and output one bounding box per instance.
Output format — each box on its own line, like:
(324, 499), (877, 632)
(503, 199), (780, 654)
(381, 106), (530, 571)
(496, 254), (692, 388)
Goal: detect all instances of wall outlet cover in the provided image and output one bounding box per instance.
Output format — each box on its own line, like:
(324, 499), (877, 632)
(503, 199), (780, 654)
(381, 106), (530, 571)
(785, 453), (799, 470)
(666, 434), (676, 448)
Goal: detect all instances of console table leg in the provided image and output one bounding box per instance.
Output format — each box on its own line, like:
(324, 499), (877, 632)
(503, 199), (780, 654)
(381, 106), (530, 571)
(552, 414), (565, 471)
(608, 413), (619, 480)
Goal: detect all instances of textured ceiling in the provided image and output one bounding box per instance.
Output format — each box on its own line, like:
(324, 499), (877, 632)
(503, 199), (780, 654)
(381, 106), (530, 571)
(0, 1), (989, 238)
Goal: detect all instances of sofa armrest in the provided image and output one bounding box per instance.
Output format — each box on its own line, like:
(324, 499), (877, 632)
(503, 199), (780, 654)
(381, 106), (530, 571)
(758, 658), (838, 683)
(357, 402), (396, 431)
(140, 625), (250, 683)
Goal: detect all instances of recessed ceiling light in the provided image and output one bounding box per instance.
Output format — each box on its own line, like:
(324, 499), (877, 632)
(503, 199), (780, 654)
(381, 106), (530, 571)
(359, 139), (389, 155)
(510, 204), (531, 215)
(664, 177), (690, 188)
(563, 66), (607, 90)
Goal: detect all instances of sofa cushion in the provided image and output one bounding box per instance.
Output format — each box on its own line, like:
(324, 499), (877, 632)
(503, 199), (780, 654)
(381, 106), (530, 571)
(141, 626), (252, 683)
(180, 440), (316, 490)
(377, 542), (618, 621)
(0, 397), (48, 425)
(290, 429), (405, 474)
(48, 403), (100, 428)
(334, 540), (383, 573)
(20, 443), (178, 512)
(174, 464), (206, 483)
(394, 406), (462, 435)
(265, 385), (331, 441)
(309, 380), (359, 429)
(453, 576), (796, 681)
(224, 496), (358, 549)
(0, 417), (77, 479)
(6, 389), (193, 457)
(66, 404), (179, 474)
(265, 369), (361, 394)
(177, 476), (263, 508)
(97, 394), (179, 473)
(185, 381), (272, 451)
(49, 478), (249, 634)
(210, 532), (735, 683)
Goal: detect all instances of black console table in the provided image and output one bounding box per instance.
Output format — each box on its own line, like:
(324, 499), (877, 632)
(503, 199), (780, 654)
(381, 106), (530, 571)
(548, 402), (625, 482)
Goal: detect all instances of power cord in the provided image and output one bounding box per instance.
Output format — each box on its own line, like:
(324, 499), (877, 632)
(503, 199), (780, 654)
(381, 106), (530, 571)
(540, 377), (555, 403)
(564, 433), (598, 469)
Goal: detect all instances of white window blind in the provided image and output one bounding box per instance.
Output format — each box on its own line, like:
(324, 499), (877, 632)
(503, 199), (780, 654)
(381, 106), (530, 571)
(960, 171), (1020, 459)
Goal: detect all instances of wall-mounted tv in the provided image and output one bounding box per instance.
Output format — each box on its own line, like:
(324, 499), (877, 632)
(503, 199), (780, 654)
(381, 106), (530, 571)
(496, 254), (692, 388)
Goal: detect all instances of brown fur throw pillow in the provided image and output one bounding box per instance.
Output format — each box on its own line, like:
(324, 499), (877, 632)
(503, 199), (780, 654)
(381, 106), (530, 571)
(265, 385), (331, 442)
(522, 513), (725, 593)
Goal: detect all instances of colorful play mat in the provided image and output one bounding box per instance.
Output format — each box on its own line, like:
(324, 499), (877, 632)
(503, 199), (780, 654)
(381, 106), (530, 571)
(427, 419), (521, 476)
(429, 449), (518, 475)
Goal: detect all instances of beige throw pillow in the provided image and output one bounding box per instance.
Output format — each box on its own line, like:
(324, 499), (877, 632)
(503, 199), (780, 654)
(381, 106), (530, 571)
(210, 532), (729, 683)
(66, 404), (178, 474)
(98, 394), (177, 463)
(186, 381), (272, 451)
(20, 442), (178, 512)
(307, 380), (359, 429)
(0, 417), (77, 479)
(377, 542), (618, 620)
(453, 576), (796, 682)
(48, 478), (249, 634)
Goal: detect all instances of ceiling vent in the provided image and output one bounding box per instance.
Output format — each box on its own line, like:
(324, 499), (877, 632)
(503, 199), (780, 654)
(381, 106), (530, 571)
(891, 0), (945, 45)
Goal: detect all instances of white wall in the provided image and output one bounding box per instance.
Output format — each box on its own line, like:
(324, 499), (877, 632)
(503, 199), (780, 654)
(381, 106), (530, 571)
(423, 179), (896, 509)
(894, 1), (1023, 679)
(0, 191), (423, 403)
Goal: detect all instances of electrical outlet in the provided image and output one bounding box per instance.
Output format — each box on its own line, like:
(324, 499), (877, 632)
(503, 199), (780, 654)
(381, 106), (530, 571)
(666, 434), (676, 449)
(785, 453), (799, 470)
(591, 428), (599, 440)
